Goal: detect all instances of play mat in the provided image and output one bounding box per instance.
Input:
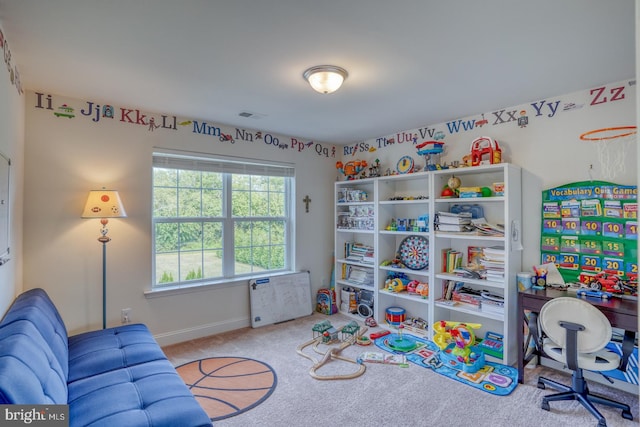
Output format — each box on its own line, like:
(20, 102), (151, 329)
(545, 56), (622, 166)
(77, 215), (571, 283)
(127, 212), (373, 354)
(375, 333), (518, 396)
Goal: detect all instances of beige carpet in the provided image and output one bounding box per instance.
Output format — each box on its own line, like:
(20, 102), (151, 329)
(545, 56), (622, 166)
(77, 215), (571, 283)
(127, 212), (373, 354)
(164, 312), (639, 427)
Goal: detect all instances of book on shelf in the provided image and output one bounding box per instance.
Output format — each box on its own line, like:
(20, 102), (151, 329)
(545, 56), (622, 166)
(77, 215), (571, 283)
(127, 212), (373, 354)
(441, 248), (463, 273)
(484, 270), (505, 281)
(481, 298), (505, 315)
(478, 246), (504, 281)
(435, 211), (474, 232)
(452, 292), (482, 308)
(344, 242), (375, 264)
(444, 280), (453, 300)
(341, 264), (374, 287)
(435, 211), (472, 224)
(482, 245), (505, 260)
(435, 223), (475, 232)
(470, 218), (505, 236)
(467, 246), (485, 267)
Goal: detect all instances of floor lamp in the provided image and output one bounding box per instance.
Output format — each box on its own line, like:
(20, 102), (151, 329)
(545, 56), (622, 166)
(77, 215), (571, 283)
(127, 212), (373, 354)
(82, 189), (127, 329)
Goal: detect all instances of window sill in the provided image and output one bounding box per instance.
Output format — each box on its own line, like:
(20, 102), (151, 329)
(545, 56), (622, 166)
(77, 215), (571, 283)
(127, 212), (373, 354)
(143, 271), (296, 299)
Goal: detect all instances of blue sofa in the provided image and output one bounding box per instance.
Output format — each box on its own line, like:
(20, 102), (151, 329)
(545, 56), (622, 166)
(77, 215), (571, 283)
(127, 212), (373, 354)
(0, 288), (212, 427)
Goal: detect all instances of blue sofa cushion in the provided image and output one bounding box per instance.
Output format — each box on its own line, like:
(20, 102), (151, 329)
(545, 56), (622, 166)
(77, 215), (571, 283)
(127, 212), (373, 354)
(0, 289), (69, 378)
(68, 324), (167, 383)
(68, 359), (212, 427)
(0, 320), (68, 404)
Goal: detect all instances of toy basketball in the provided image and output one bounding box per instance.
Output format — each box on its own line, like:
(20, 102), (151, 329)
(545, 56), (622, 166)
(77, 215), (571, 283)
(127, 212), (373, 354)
(385, 306), (406, 326)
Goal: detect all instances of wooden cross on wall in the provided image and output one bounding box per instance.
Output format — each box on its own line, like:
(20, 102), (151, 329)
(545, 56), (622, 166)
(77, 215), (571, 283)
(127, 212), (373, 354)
(303, 195), (311, 213)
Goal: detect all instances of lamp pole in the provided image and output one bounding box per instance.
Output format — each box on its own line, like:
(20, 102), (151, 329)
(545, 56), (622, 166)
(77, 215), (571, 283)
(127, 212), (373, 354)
(98, 218), (111, 329)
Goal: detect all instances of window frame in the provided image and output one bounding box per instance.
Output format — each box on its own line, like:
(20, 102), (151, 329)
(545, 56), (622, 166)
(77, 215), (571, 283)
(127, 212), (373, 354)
(151, 150), (295, 290)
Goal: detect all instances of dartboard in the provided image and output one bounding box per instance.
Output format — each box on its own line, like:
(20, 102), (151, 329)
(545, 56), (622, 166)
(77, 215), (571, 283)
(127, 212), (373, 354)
(398, 235), (429, 270)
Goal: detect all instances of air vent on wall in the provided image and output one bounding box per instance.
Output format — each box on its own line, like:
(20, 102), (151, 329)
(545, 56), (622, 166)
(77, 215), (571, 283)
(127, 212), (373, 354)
(238, 111), (266, 119)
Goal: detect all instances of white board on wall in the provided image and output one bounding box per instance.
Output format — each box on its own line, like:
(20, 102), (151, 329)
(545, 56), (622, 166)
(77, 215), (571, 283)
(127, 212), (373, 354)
(249, 271), (312, 328)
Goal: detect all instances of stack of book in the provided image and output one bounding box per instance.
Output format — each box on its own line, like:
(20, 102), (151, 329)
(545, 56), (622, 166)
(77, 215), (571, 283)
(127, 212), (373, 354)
(480, 293), (505, 315)
(434, 211), (473, 233)
(470, 218), (505, 237)
(480, 246), (505, 281)
(344, 242), (375, 264)
(451, 286), (482, 309)
(342, 265), (374, 287)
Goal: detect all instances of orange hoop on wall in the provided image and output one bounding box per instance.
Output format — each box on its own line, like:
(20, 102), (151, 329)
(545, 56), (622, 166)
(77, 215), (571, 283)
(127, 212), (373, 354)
(579, 126), (637, 141)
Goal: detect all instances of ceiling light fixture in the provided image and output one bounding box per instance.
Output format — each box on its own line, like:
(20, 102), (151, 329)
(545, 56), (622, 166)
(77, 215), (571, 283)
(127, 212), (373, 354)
(303, 65), (348, 94)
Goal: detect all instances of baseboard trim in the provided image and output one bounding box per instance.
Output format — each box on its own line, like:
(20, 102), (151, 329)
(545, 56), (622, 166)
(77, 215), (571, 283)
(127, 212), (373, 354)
(154, 317), (250, 346)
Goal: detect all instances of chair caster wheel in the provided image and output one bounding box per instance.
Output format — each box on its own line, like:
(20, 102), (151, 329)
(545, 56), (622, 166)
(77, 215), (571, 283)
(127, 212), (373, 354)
(537, 381), (545, 390)
(541, 400), (550, 411)
(622, 410), (633, 420)
(597, 420), (606, 427)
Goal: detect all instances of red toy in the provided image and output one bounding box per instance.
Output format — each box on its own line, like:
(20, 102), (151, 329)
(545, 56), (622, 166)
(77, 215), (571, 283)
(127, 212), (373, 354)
(469, 136), (502, 166)
(586, 271), (637, 295)
(370, 330), (391, 339)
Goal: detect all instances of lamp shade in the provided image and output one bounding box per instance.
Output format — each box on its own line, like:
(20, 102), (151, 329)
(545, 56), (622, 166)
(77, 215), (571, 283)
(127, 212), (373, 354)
(81, 189), (127, 218)
(303, 65), (348, 94)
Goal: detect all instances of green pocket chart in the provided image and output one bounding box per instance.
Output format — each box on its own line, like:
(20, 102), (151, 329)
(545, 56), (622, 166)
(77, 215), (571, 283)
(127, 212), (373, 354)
(540, 180), (637, 284)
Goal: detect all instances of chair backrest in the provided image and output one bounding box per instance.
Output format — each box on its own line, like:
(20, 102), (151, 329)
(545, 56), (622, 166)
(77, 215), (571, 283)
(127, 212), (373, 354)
(539, 297), (612, 353)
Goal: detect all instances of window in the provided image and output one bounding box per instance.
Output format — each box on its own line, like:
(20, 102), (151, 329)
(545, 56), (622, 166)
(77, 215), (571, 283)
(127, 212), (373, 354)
(152, 151), (294, 289)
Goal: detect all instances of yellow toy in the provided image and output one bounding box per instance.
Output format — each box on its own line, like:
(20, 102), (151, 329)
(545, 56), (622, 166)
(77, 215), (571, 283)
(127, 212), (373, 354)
(386, 277), (407, 293)
(432, 320), (482, 350)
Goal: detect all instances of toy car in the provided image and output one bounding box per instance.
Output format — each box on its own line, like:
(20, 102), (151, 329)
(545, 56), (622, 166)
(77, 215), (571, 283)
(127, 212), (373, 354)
(577, 288), (613, 299)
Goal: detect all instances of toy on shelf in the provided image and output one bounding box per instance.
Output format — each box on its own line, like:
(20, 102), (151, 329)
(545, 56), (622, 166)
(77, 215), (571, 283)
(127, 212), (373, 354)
(406, 280), (429, 297)
(385, 271), (410, 292)
(385, 215), (429, 232)
(396, 155), (415, 174)
(440, 175), (463, 198)
(397, 235), (429, 270)
(448, 175), (461, 195)
(336, 160), (368, 180)
(467, 136), (502, 166)
(440, 185), (456, 198)
(455, 185), (493, 198)
(380, 257), (407, 269)
(367, 158), (381, 177)
(386, 277), (409, 293)
(416, 140), (446, 170)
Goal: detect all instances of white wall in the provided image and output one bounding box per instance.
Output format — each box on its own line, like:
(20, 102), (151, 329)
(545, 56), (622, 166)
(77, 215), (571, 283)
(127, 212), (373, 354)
(19, 82), (638, 345)
(340, 79), (637, 274)
(0, 26), (24, 316)
(23, 91), (337, 343)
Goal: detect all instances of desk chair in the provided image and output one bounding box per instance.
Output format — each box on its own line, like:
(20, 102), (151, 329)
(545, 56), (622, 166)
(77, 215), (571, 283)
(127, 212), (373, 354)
(536, 297), (633, 426)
